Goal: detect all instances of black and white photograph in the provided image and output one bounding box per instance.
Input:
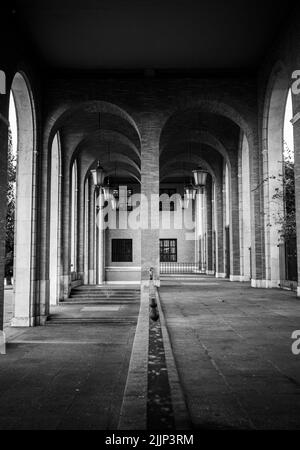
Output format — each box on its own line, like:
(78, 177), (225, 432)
(0, 0), (300, 436)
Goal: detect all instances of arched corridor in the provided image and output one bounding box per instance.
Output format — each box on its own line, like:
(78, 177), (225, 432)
(0, 62), (299, 332)
(1, 0), (300, 431)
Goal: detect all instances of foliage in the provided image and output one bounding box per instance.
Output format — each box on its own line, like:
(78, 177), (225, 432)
(5, 128), (16, 280)
(271, 141), (296, 240)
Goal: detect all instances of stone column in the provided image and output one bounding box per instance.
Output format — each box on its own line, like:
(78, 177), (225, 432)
(83, 178), (89, 284)
(292, 99), (300, 297)
(96, 188), (105, 284)
(49, 135), (60, 306)
(249, 132), (265, 288)
(206, 176), (213, 274)
(140, 116), (160, 285)
(88, 179), (95, 284)
(215, 177), (225, 277)
(77, 162), (85, 283)
(194, 191), (200, 267)
(12, 76), (39, 326)
(60, 155), (71, 300)
(229, 157), (241, 281)
(0, 95), (8, 331)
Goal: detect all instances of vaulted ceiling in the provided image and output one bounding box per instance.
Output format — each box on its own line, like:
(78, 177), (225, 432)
(10, 0), (294, 71)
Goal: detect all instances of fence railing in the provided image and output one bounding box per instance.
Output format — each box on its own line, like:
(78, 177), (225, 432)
(160, 262), (206, 274)
(278, 239), (297, 290)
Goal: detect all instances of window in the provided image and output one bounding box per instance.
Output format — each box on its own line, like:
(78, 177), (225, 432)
(159, 188), (176, 211)
(110, 186), (134, 211)
(112, 239), (133, 262)
(160, 239), (177, 262)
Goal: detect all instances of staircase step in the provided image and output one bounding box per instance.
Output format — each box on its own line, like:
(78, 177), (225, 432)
(69, 294), (139, 297)
(70, 292), (140, 295)
(67, 286), (140, 304)
(60, 299), (138, 305)
(71, 291), (140, 295)
(46, 317), (137, 325)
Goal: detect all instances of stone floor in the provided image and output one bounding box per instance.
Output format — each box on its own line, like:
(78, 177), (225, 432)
(2, 279), (300, 430)
(159, 276), (300, 430)
(0, 289), (137, 430)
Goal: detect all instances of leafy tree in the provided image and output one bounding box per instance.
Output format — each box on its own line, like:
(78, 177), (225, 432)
(272, 142), (296, 240)
(5, 128), (16, 283)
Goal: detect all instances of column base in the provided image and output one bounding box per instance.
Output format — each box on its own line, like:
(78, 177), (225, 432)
(239, 275), (251, 282)
(11, 314), (48, 327)
(206, 270), (215, 275)
(215, 272), (226, 278)
(88, 270), (96, 284)
(60, 275), (71, 300)
(229, 275), (243, 282)
(251, 279), (280, 288)
(11, 316), (35, 327)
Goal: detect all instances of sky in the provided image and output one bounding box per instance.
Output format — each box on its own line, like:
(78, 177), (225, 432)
(283, 89), (294, 160)
(9, 92), (18, 160)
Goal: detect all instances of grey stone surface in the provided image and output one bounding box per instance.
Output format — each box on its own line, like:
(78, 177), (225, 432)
(159, 277), (300, 430)
(0, 290), (137, 430)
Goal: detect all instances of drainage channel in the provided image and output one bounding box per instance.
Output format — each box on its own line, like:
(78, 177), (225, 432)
(147, 315), (175, 429)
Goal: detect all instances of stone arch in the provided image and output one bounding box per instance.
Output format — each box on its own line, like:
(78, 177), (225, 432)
(10, 71), (38, 327)
(160, 100), (255, 153)
(238, 132), (252, 281)
(159, 103), (249, 281)
(45, 100), (141, 156)
(70, 129), (141, 170)
(49, 132), (62, 306)
(160, 156), (216, 183)
(262, 61), (291, 287)
(70, 159), (78, 274)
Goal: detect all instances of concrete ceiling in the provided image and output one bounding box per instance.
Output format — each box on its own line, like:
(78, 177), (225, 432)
(12, 0), (294, 70)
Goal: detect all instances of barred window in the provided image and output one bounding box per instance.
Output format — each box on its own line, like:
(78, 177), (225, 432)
(160, 239), (177, 262)
(112, 239), (133, 262)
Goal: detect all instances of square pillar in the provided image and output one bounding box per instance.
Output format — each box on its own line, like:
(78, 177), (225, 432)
(140, 117), (160, 285)
(292, 102), (300, 296)
(0, 98), (8, 331)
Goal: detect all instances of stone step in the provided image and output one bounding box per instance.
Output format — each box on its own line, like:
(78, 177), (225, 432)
(66, 287), (140, 306)
(70, 291), (140, 295)
(71, 289), (140, 295)
(46, 317), (137, 325)
(71, 296), (139, 299)
(69, 294), (140, 301)
(61, 299), (138, 304)
(74, 284), (140, 292)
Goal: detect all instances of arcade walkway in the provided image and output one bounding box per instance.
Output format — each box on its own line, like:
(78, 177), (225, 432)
(1, 280), (300, 429)
(159, 277), (300, 429)
(0, 290), (138, 430)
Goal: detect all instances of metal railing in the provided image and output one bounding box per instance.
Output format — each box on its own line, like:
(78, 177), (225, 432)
(278, 239), (298, 290)
(160, 262), (206, 274)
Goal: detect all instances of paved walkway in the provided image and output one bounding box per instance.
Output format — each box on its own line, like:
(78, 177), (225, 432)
(159, 277), (300, 430)
(0, 290), (137, 430)
(2, 280), (300, 430)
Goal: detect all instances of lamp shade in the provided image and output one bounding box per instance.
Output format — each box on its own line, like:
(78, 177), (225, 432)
(102, 178), (113, 201)
(103, 185), (113, 201)
(180, 196), (190, 209)
(192, 168), (208, 187)
(111, 196), (118, 210)
(184, 183), (196, 200)
(91, 161), (106, 187)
